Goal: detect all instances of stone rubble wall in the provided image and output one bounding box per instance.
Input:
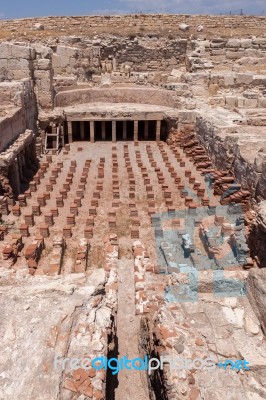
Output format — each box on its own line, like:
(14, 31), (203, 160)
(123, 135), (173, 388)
(193, 37), (266, 60)
(1, 14), (266, 32)
(182, 72), (266, 109)
(0, 78), (37, 151)
(50, 37), (187, 80)
(195, 114), (266, 199)
(0, 42), (34, 81)
(186, 37), (266, 72)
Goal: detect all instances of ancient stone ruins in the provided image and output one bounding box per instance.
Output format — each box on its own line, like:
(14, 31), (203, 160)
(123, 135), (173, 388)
(0, 13), (266, 400)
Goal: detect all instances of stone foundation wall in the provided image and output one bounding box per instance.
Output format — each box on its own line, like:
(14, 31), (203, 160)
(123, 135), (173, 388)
(0, 42), (54, 110)
(0, 79), (37, 150)
(0, 109), (27, 152)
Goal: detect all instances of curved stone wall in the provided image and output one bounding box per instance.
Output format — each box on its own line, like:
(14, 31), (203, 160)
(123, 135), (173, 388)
(55, 87), (178, 108)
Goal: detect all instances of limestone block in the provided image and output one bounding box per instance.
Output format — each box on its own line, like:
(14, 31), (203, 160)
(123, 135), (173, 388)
(34, 70), (51, 81)
(33, 44), (52, 58)
(240, 39), (253, 48)
(258, 98), (266, 108)
(69, 57), (76, 68)
(0, 43), (11, 59)
(0, 59), (8, 69)
(56, 45), (78, 58)
(209, 96), (225, 106)
(227, 39), (241, 48)
(0, 86), (12, 103)
(37, 92), (53, 109)
(12, 70), (31, 80)
(210, 49), (226, 56)
(209, 83), (219, 96)
(210, 55), (226, 62)
(245, 48), (259, 57)
(38, 79), (52, 92)
(244, 98), (258, 108)
(252, 75), (266, 85)
(225, 96), (237, 107)
(53, 76), (77, 92)
(243, 91), (258, 99)
(179, 23), (189, 32)
(11, 44), (32, 60)
(209, 74), (219, 84)
(226, 51), (242, 60)
(237, 97), (245, 108)
(37, 59), (51, 70)
(252, 37), (266, 46)
(199, 40), (210, 48)
(170, 68), (184, 80)
(223, 74), (235, 87)
(7, 58), (30, 71)
(235, 73), (253, 85)
(34, 23), (44, 31)
(210, 42), (225, 48)
(52, 54), (69, 69)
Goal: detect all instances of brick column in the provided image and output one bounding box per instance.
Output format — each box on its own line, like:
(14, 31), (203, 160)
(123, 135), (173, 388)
(123, 121), (127, 140)
(90, 121), (95, 143)
(102, 121), (106, 140)
(67, 121), (73, 143)
(112, 121), (116, 143)
(80, 121), (85, 140)
(134, 120), (138, 141)
(144, 121), (149, 140)
(156, 120), (161, 142)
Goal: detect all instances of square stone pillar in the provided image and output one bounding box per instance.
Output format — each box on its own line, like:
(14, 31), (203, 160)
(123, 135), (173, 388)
(17, 153), (23, 180)
(80, 121), (85, 140)
(123, 121), (127, 140)
(102, 121), (106, 140)
(112, 121), (116, 143)
(61, 125), (65, 147)
(67, 121), (73, 143)
(10, 159), (21, 197)
(156, 120), (161, 142)
(134, 121), (138, 141)
(144, 121), (149, 140)
(90, 121), (95, 143)
(112, 58), (117, 72)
